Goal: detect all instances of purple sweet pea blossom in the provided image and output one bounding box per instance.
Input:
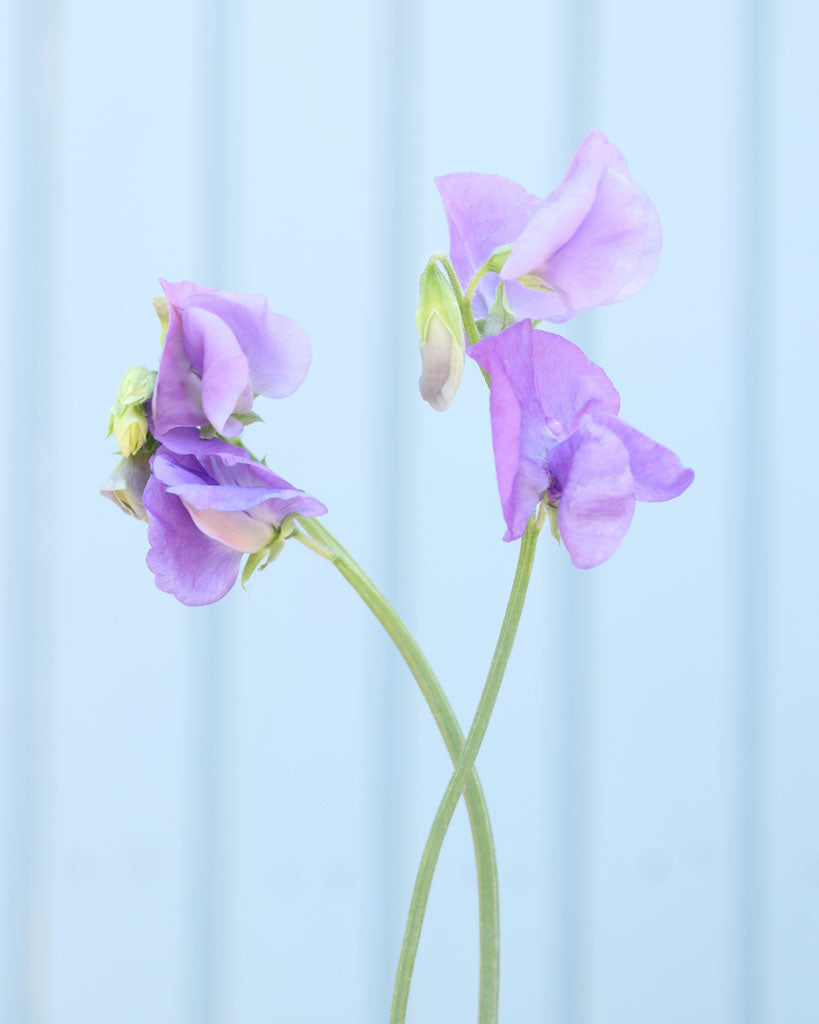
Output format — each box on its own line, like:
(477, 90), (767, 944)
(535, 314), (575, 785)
(437, 130), (661, 324)
(143, 429), (326, 605)
(469, 321), (693, 568)
(152, 279), (311, 438)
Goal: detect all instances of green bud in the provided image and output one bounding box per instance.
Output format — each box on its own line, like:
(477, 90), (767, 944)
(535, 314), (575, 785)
(108, 365), (156, 456)
(112, 403), (149, 457)
(416, 262), (465, 412)
(116, 364), (156, 406)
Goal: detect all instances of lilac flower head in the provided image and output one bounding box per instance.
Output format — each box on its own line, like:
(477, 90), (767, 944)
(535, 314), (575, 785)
(469, 321), (693, 567)
(436, 130), (661, 324)
(152, 279), (311, 439)
(143, 429), (326, 605)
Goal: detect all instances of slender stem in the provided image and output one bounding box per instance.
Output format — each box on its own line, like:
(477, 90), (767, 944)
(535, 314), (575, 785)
(294, 517), (501, 1024)
(389, 516), (542, 1024)
(430, 252), (483, 348)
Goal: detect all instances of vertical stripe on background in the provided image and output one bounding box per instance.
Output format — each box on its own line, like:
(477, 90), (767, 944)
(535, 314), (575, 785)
(189, 0), (229, 1020)
(2, 0), (59, 1020)
(372, 0), (417, 1017)
(739, 0), (773, 1021)
(559, 2), (599, 1022)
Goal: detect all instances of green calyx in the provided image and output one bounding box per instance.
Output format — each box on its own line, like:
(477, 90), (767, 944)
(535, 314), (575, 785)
(241, 515), (297, 588)
(416, 261), (465, 345)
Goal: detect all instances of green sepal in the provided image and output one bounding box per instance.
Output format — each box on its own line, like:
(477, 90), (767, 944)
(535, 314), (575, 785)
(484, 245), (513, 275)
(480, 281), (516, 339)
(240, 527), (291, 589)
(544, 502), (561, 545)
(416, 261), (464, 344)
(241, 548), (269, 588)
(232, 410), (264, 427)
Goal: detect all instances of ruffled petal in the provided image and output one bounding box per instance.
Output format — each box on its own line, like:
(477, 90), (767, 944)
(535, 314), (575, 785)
(144, 476), (243, 606)
(151, 303), (205, 436)
(184, 288), (311, 399)
(595, 412), (694, 501)
(435, 173), (540, 288)
(469, 322), (553, 540)
(549, 417), (635, 568)
(502, 131), (620, 281)
(543, 169), (661, 312)
(182, 306), (251, 434)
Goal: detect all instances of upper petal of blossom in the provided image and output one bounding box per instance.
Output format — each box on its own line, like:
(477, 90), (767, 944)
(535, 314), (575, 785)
(152, 302), (205, 435)
(152, 279), (312, 438)
(144, 475), (245, 606)
(548, 416), (636, 568)
(162, 279), (311, 399)
(435, 173), (540, 312)
(502, 130), (628, 280)
(501, 131), (661, 316)
(595, 412), (694, 501)
(182, 305), (251, 435)
(469, 320), (620, 540)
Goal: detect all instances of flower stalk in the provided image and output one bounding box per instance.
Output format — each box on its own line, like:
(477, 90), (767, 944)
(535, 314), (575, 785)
(294, 517), (501, 1024)
(388, 514), (542, 1024)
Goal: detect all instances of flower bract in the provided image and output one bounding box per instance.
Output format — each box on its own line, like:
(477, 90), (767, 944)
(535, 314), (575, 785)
(469, 320), (693, 567)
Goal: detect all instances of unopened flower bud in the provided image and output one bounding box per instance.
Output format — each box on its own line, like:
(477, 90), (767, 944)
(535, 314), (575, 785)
(100, 454), (151, 521)
(117, 364), (156, 406)
(108, 365), (156, 456)
(416, 262), (465, 412)
(112, 403), (150, 457)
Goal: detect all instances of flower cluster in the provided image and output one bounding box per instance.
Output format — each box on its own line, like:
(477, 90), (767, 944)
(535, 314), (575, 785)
(102, 280), (326, 605)
(104, 128), (692, 602)
(418, 129), (692, 567)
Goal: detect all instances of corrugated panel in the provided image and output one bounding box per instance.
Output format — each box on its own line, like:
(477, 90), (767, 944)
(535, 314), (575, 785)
(1, 0), (817, 1022)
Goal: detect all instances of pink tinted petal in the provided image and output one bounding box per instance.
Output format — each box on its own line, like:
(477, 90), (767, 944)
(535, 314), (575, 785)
(182, 306), (250, 434)
(549, 417), (635, 569)
(544, 169), (660, 311)
(595, 413), (694, 501)
(609, 197), (662, 303)
(144, 477), (243, 606)
(501, 279), (573, 323)
(502, 130), (627, 281)
(436, 173), (540, 287)
(183, 503), (275, 553)
(187, 290), (311, 399)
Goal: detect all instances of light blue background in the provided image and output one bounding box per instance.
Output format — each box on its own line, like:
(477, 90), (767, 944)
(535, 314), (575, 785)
(1, 0), (817, 1021)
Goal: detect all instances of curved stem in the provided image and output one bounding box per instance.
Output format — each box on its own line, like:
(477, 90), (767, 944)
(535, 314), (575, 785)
(294, 516), (501, 1024)
(389, 516), (542, 1024)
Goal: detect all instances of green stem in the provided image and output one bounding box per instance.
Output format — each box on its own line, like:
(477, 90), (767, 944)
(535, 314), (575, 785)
(294, 516), (501, 1024)
(429, 252), (483, 348)
(389, 516), (542, 1024)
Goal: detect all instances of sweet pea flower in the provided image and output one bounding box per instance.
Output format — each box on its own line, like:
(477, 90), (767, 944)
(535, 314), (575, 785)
(143, 429), (326, 605)
(436, 130), (661, 324)
(469, 321), (693, 567)
(152, 279), (311, 438)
